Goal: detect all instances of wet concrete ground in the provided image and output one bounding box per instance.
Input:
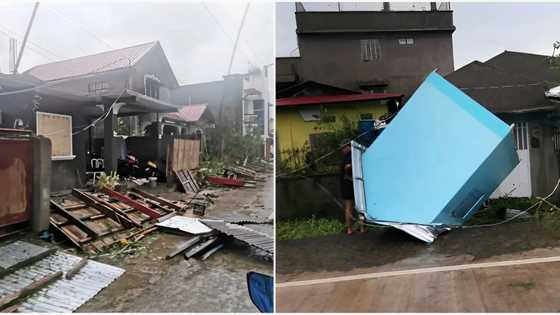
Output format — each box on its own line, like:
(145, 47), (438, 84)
(277, 219), (560, 283)
(78, 175), (273, 312)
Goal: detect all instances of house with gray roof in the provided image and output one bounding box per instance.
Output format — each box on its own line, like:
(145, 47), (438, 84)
(446, 51), (560, 199)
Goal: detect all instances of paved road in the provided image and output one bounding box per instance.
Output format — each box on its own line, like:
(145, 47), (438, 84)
(278, 258), (560, 312)
(276, 220), (560, 312)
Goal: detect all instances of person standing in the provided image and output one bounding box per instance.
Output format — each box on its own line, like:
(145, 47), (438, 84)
(340, 141), (356, 235)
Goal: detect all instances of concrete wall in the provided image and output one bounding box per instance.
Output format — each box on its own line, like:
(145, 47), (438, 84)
(276, 173), (343, 220)
(296, 31), (454, 98)
(529, 121), (560, 199)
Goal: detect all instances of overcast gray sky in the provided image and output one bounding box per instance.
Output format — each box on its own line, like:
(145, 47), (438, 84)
(0, 0), (273, 85)
(276, 2), (560, 69)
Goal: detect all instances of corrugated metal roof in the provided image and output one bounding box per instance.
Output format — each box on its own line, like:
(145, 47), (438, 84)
(276, 93), (402, 107)
(165, 104), (208, 122)
(0, 251), (124, 312)
(24, 41), (158, 81)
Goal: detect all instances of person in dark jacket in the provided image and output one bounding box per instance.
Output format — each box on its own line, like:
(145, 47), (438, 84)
(340, 141), (357, 235)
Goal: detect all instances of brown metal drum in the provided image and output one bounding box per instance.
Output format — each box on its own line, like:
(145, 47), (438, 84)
(0, 138), (33, 227)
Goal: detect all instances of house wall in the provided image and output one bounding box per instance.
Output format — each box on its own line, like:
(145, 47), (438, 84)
(0, 96), (91, 192)
(276, 100), (389, 158)
(499, 112), (560, 201)
(171, 75), (244, 132)
(529, 121), (560, 199)
(46, 70), (131, 97)
(130, 46), (178, 100)
(296, 31), (454, 98)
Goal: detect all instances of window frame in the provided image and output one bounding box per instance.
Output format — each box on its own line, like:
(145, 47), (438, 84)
(36, 111), (75, 160)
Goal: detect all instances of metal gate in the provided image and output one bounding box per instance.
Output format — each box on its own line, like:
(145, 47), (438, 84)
(0, 130), (33, 228)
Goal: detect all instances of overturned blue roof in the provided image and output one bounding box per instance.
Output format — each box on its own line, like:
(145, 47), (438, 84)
(352, 71), (519, 240)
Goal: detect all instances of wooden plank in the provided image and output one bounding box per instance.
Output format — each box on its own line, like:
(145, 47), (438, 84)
(72, 189), (140, 228)
(166, 236), (202, 259)
(102, 188), (161, 219)
(65, 258), (88, 280)
(131, 188), (184, 212)
(0, 271), (63, 311)
(50, 200), (98, 237)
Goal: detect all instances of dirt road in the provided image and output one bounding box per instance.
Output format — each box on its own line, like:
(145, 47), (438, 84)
(78, 175), (273, 312)
(276, 220), (560, 312)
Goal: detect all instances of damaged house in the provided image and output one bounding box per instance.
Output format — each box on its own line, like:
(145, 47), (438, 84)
(446, 51), (560, 198)
(0, 41), (205, 195)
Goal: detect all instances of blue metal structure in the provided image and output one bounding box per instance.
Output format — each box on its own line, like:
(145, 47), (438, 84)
(352, 71), (519, 241)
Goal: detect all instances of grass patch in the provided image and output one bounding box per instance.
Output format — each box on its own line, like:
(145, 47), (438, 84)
(277, 217), (346, 240)
(509, 279), (536, 292)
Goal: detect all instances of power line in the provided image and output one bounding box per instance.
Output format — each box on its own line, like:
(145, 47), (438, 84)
(44, 6), (114, 50)
(200, 1), (261, 68)
(0, 23), (65, 60)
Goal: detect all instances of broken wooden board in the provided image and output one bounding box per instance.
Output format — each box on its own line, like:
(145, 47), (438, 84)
(50, 191), (162, 253)
(206, 176), (245, 187)
(175, 169), (200, 193)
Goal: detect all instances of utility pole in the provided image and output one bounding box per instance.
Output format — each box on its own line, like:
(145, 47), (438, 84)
(14, 2), (40, 74)
(218, 2), (251, 159)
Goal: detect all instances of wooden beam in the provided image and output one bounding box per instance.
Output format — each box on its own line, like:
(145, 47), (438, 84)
(166, 236), (201, 259)
(72, 189), (140, 228)
(102, 188), (161, 219)
(65, 258), (88, 280)
(131, 188), (183, 212)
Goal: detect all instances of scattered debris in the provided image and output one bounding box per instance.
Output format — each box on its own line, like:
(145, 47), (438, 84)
(165, 236), (202, 259)
(202, 220), (273, 257)
(0, 241), (124, 313)
(156, 216), (213, 235)
(184, 236), (220, 259)
(64, 258), (88, 280)
(49, 189), (166, 253)
(207, 176), (246, 187)
(201, 243), (224, 260)
(175, 169), (201, 193)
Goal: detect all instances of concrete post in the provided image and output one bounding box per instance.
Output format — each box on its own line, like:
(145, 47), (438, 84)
(31, 136), (51, 232)
(104, 105), (116, 172)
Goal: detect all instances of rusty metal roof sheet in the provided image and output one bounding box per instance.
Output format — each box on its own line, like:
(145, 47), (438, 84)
(165, 104), (209, 122)
(24, 41), (157, 81)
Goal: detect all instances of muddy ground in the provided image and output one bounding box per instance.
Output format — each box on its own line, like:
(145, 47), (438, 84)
(76, 175), (273, 313)
(277, 219), (560, 283)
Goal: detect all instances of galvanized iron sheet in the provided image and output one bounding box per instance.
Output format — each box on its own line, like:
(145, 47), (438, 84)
(0, 251), (124, 313)
(0, 241), (52, 270)
(202, 220), (273, 255)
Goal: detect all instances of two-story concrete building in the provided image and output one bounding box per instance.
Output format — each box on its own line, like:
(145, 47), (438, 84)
(277, 2), (455, 99)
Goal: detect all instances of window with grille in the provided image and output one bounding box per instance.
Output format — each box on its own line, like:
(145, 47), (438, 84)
(361, 39), (381, 61)
(145, 77), (160, 99)
(398, 38), (414, 45)
(88, 81), (109, 94)
(36, 111), (74, 160)
(553, 127), (560, 153)
(513, 122), (529, 150)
